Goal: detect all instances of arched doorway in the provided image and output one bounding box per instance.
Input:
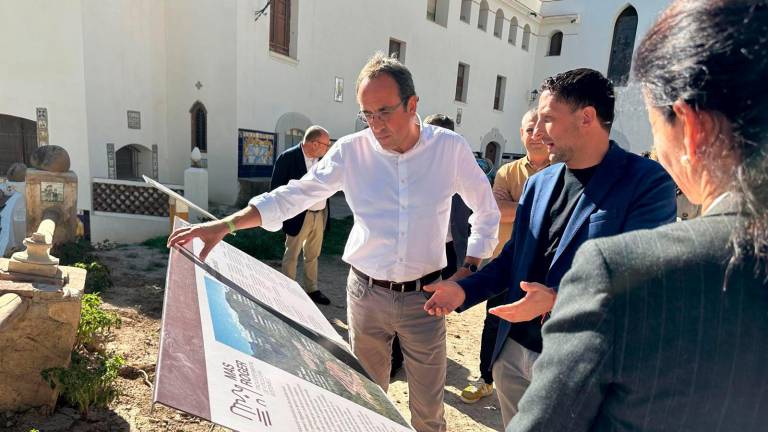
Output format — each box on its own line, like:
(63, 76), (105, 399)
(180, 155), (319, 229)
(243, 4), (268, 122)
(275, 112), (312, 154)
(0, 114), (37, 175)
(485, 142), (500, 166)
(115, 144), (153, 181)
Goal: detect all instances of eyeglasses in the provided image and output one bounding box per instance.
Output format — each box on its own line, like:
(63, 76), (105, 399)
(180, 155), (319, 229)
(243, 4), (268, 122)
(357, 100), (406, 124)
(312, 140), (331, 148)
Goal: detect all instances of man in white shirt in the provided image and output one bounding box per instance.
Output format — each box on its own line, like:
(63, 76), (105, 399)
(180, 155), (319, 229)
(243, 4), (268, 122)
(269, 126), (332, 305)
(168, 52), (500, 432)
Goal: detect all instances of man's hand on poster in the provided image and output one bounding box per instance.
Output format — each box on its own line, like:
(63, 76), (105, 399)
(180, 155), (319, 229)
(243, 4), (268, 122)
(167, 221), (229, 262)
(423, 281), (466, 316)
(488, 281), (556, 323)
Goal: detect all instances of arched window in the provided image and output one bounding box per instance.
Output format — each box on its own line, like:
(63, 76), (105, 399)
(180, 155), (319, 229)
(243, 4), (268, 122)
(459, 0), (472, 23)
(522, 24), (531, 51)
(607, 6), (639, 86)
(508, 16), (518, 45)
(478, 0), (489, 31)
(190, 101), (207, 152)
(493, 9), (505, 38)
(548, 31), (563, 56)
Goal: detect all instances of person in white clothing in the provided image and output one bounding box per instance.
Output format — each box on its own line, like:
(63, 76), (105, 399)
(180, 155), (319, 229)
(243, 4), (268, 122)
(167, 52), (500, 432)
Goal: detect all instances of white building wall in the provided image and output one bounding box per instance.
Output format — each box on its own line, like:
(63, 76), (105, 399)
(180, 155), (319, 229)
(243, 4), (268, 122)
(0, 0), (91, 209)
(165, 0), (238, 204)
(531, 0), (671, 153)
(1, 0), (676, 244)
(82, 0), (168, 181)
(227, 0), (542, 192)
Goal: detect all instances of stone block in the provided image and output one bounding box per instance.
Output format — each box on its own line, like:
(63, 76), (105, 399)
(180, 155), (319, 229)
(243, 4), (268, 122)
(6, 163), (27, 182)
(0, 263), (85, 412)
(29, 145), (71, 173)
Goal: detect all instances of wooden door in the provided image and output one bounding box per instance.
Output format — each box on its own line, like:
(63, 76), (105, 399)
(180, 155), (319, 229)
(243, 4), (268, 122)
(0, 114), (37, 176)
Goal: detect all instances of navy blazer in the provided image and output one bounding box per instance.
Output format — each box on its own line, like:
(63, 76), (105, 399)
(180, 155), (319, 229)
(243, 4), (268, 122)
(270, 144), (329, 236)
(458, 142), (677, 363)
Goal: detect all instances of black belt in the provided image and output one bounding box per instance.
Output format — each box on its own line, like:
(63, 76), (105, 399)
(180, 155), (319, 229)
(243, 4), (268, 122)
(352, 267), (441, 292)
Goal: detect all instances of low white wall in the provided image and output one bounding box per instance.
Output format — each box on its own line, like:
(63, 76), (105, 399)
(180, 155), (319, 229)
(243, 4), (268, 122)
(90, 211), (170, 244)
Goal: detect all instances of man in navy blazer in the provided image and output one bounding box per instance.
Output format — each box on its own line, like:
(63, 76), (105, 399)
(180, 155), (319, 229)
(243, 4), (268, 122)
(270, 126), (332, 305)
(424, 69), (676, 427)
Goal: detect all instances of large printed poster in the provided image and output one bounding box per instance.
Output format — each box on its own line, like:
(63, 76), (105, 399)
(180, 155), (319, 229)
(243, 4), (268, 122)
(238, 129), (276, 178)
(154, 220), (413, 432)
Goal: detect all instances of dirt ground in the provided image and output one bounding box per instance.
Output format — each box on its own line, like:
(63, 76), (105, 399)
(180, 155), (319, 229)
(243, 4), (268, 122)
(7, 242), (503, 432)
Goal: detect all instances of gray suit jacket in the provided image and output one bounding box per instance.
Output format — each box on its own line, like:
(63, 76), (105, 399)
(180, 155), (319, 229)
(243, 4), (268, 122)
(508, 196), (768, 431)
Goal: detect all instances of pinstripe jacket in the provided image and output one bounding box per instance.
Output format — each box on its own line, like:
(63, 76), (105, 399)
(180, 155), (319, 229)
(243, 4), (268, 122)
(508, 195), (768, 431)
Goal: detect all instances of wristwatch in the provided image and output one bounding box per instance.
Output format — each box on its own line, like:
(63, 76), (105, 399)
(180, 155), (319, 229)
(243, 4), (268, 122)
(462, 262), (478, 272)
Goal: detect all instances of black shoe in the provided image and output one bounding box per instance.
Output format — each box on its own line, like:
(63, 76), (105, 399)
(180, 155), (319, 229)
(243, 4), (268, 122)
(308, 290), (331, 305)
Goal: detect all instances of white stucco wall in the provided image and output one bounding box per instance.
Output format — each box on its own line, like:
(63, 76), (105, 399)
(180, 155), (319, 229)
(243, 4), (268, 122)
(531, 0), (671, 153)
(225, 0), (543, 198)
(165, 0), (238, 204)
(81, 0), (168, 182)
(1, 0), (676, 244)
(0, 0), (91, 209)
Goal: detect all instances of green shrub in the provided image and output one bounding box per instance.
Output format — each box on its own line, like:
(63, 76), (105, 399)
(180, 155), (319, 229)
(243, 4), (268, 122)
(321, 216), (353, 256)
(72, 261), (112, 293)
(52, 239), (95, 265)
(142, 214), (355, 260)
(42, 351), (125, 418)
(141, 235), (169, 253)
(223, 227), (285, 260)
(76, 293), (121, 350)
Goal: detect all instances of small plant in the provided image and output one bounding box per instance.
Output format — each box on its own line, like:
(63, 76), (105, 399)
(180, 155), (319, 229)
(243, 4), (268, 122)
(52, 239), (95, 265)
(141, 235), (169, 253)
(93, 239), (118, 251)
(42, 351), (125, 419)
(76, 293), (121, 350)
(42, 293), (125, 418)
(72, 261), (112, 293)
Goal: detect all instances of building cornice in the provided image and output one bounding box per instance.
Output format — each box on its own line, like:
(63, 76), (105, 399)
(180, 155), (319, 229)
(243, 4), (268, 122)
(540, 13), (581, 25)
(497, 0), (579, 26)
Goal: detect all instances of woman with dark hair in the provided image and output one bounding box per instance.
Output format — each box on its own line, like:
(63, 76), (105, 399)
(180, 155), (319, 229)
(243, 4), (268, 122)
(506, 1), (768, 431)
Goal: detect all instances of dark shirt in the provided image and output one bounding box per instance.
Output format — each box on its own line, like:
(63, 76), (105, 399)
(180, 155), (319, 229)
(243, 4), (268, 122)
(508, 165), (597, 353)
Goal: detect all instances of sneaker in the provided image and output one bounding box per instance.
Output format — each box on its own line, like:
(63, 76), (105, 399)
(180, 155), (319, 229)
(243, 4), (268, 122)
(460, 382), (494, 404)
(308, 290), (331, 305)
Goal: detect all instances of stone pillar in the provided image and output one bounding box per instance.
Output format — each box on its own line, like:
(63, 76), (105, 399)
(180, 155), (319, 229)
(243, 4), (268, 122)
(0, 264), (85, 411)
(24, 170), (78, 245)
(184, 148), (209, 223)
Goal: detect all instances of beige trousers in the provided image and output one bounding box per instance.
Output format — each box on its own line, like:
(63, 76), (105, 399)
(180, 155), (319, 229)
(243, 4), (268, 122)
(281, 209), (326, 293)
(346, 270), (447, 432)
(492, 338), (539, 427)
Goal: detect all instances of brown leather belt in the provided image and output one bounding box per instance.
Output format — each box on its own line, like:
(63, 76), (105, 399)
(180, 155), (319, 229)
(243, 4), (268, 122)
(351, 266), (441, 292)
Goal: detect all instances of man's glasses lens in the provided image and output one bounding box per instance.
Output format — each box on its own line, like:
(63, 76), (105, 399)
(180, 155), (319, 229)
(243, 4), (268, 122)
(357, 100), (405, 124)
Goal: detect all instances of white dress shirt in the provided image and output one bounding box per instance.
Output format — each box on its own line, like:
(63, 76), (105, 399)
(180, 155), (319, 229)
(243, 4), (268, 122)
(301, 144), (326, 211)
(250, 124), (499, 282)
